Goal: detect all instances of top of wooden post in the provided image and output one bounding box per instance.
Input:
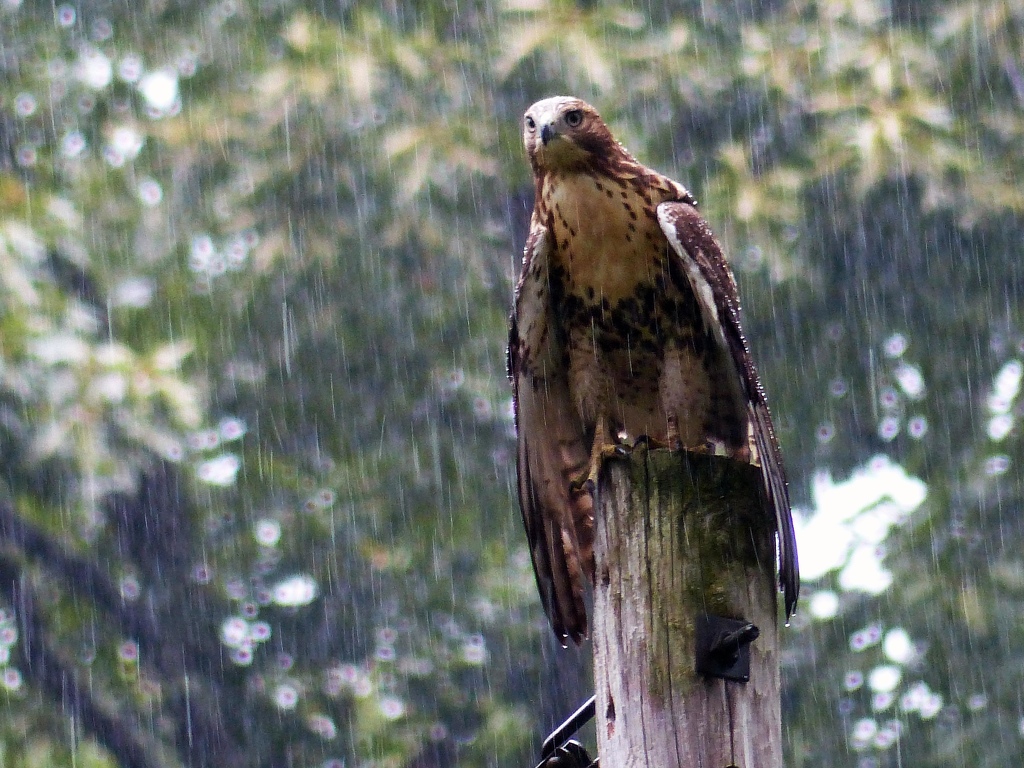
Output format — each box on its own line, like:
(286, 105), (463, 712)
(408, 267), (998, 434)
(591, 447), (783, 768)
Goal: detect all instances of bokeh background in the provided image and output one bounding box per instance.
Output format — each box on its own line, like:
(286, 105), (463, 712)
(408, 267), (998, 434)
(2, 0), (1023, 766)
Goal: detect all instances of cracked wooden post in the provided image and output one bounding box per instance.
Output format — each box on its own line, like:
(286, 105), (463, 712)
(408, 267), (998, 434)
(592, 447), (782, 768)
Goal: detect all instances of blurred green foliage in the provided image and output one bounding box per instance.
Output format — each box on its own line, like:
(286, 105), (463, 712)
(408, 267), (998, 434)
(1, 0), (1023, 766)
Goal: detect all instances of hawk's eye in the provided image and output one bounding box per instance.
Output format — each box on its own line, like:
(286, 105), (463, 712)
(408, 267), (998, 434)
(525, 116), (536, 131)
(564, 109), (583, 128)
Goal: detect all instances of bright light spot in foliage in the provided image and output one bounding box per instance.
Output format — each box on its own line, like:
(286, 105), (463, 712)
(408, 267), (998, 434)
(118, 640), (139, 662)
(873, 722), (900, 748)
(137, 178), (163, 206)
(138, 69), (179, 113)
(795, 456), (925, 593)
(93, 372), (128, 403)
(901, 681), (943, 719)
(307, 714), (337, 740)
(883, 628), (914, 663)
(883, 333), (907, 358)
(868, 665), (902, 693)
(989, 360), (1022, 409)
(76, 47), (113, 89)
(219, 417), (247, 441)
(877, 415), (900, 442)
(379, 696), (405, 720)
(197, 453), (240, 486)
(106, 126), (145, 167)
(844, 670), (863, 691)
(55, 4), (76, 27)
(907, 416), (928, 439)
(119, 575), (140, 600)
(872, 691), (895, 711)
(93, 18), (114, 40)
(14, 93), (37, 117)
(895, 363), (925, 399)
(16, 146), (36, 167)
(188, 429), (220, 451)
(808, 590), (839, 619)
(272, 574), (318, 607)
(62, 131), (87, 158)
(114, 277), (155, 307)
(988, 414), (1014, 441)
(851, 718), (877, 748)
(273, 683), (299, 710)
(221, 617), (249, 647)
(352, 674), (373, 698)
(1, 668), (22, 692)
(29, 334), (90, 364)
(967, 693), (987, 711)
(850, 623), (882, 652)
(118, 54), (144, 82)
(984, 455), (1010, 476)
(255, 519), (281, 547)
(462, 634), (487, 665)
(987, 360), (1022, 440)
(839, 546), (893, 594)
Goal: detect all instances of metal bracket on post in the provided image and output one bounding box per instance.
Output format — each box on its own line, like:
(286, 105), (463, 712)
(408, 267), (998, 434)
(534, 740), (596, 768)
(695, 614), (760, 683)
(533, 696), (598, 768)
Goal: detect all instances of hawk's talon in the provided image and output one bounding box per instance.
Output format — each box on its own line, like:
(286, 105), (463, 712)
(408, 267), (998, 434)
(570, 440), (629, 494)
(569, 473), (596, 496)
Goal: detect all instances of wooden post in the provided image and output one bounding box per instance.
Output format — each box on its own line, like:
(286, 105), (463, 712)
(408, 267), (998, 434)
(592, 447), (782, 767)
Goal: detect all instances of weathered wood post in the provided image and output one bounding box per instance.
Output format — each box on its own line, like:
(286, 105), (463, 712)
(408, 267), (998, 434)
(592, 447), (782, 767)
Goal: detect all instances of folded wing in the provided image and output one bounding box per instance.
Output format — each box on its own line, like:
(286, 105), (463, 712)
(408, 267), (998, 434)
(508, 225), (595, 645)
(657, 200), (800, 617)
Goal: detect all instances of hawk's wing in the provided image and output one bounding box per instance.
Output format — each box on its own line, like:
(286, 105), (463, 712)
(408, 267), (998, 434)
(657, 200), (800, 617)
(508, 222), (594, 645)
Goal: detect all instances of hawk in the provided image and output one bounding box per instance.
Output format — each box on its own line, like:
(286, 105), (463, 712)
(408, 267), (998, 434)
(507, 96), (799, 645)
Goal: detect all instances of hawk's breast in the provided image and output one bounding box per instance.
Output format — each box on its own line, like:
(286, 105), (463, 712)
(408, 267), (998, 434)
(541, 171), (707, 359)
(539, 170), (731, 445)
(542, 172), (666, 304)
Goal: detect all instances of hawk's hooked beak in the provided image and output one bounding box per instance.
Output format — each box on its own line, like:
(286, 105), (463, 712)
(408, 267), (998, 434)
(540, 123), (557, 146)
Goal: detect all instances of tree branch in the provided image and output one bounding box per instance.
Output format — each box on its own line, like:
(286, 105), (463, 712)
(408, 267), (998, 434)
(0, 552), (165, 768)
(0, 490), (251, 768)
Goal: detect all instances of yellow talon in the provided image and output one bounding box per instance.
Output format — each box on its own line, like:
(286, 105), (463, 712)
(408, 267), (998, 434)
(571, 417), (632, 493)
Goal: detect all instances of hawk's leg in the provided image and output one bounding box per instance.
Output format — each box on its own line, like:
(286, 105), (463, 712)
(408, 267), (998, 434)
(571, 416), (629, 493)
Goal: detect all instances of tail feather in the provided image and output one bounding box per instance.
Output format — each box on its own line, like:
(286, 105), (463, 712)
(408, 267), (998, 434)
(750, 402), (799, 617)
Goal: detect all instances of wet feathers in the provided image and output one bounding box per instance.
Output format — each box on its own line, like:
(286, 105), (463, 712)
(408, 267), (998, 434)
(508, 97), (799, 645)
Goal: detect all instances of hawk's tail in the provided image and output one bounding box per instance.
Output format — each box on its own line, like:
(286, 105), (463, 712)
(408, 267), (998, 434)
(750, 402), (799, 618)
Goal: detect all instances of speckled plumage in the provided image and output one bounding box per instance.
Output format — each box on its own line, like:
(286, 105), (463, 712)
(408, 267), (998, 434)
(508, 97), (799, 645)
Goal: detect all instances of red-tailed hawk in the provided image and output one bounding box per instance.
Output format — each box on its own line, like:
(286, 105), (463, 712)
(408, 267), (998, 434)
(508, 96), (799, 645)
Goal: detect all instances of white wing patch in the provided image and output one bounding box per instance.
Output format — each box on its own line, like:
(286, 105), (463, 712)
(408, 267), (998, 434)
(657, 205), (725, 348)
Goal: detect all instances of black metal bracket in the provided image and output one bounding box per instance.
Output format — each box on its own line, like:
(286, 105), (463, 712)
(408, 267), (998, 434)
(695, 614), (760, 683)
(532, 615), (758, 766)
(534, 739), (596, 768)
(534, 696), (597, 768)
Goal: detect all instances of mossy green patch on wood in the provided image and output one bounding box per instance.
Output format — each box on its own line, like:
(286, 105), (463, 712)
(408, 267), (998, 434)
(601, 447), (776, 704)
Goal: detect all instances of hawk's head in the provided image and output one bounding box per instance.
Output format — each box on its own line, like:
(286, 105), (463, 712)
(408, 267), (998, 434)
(523, 96), (621, 174)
